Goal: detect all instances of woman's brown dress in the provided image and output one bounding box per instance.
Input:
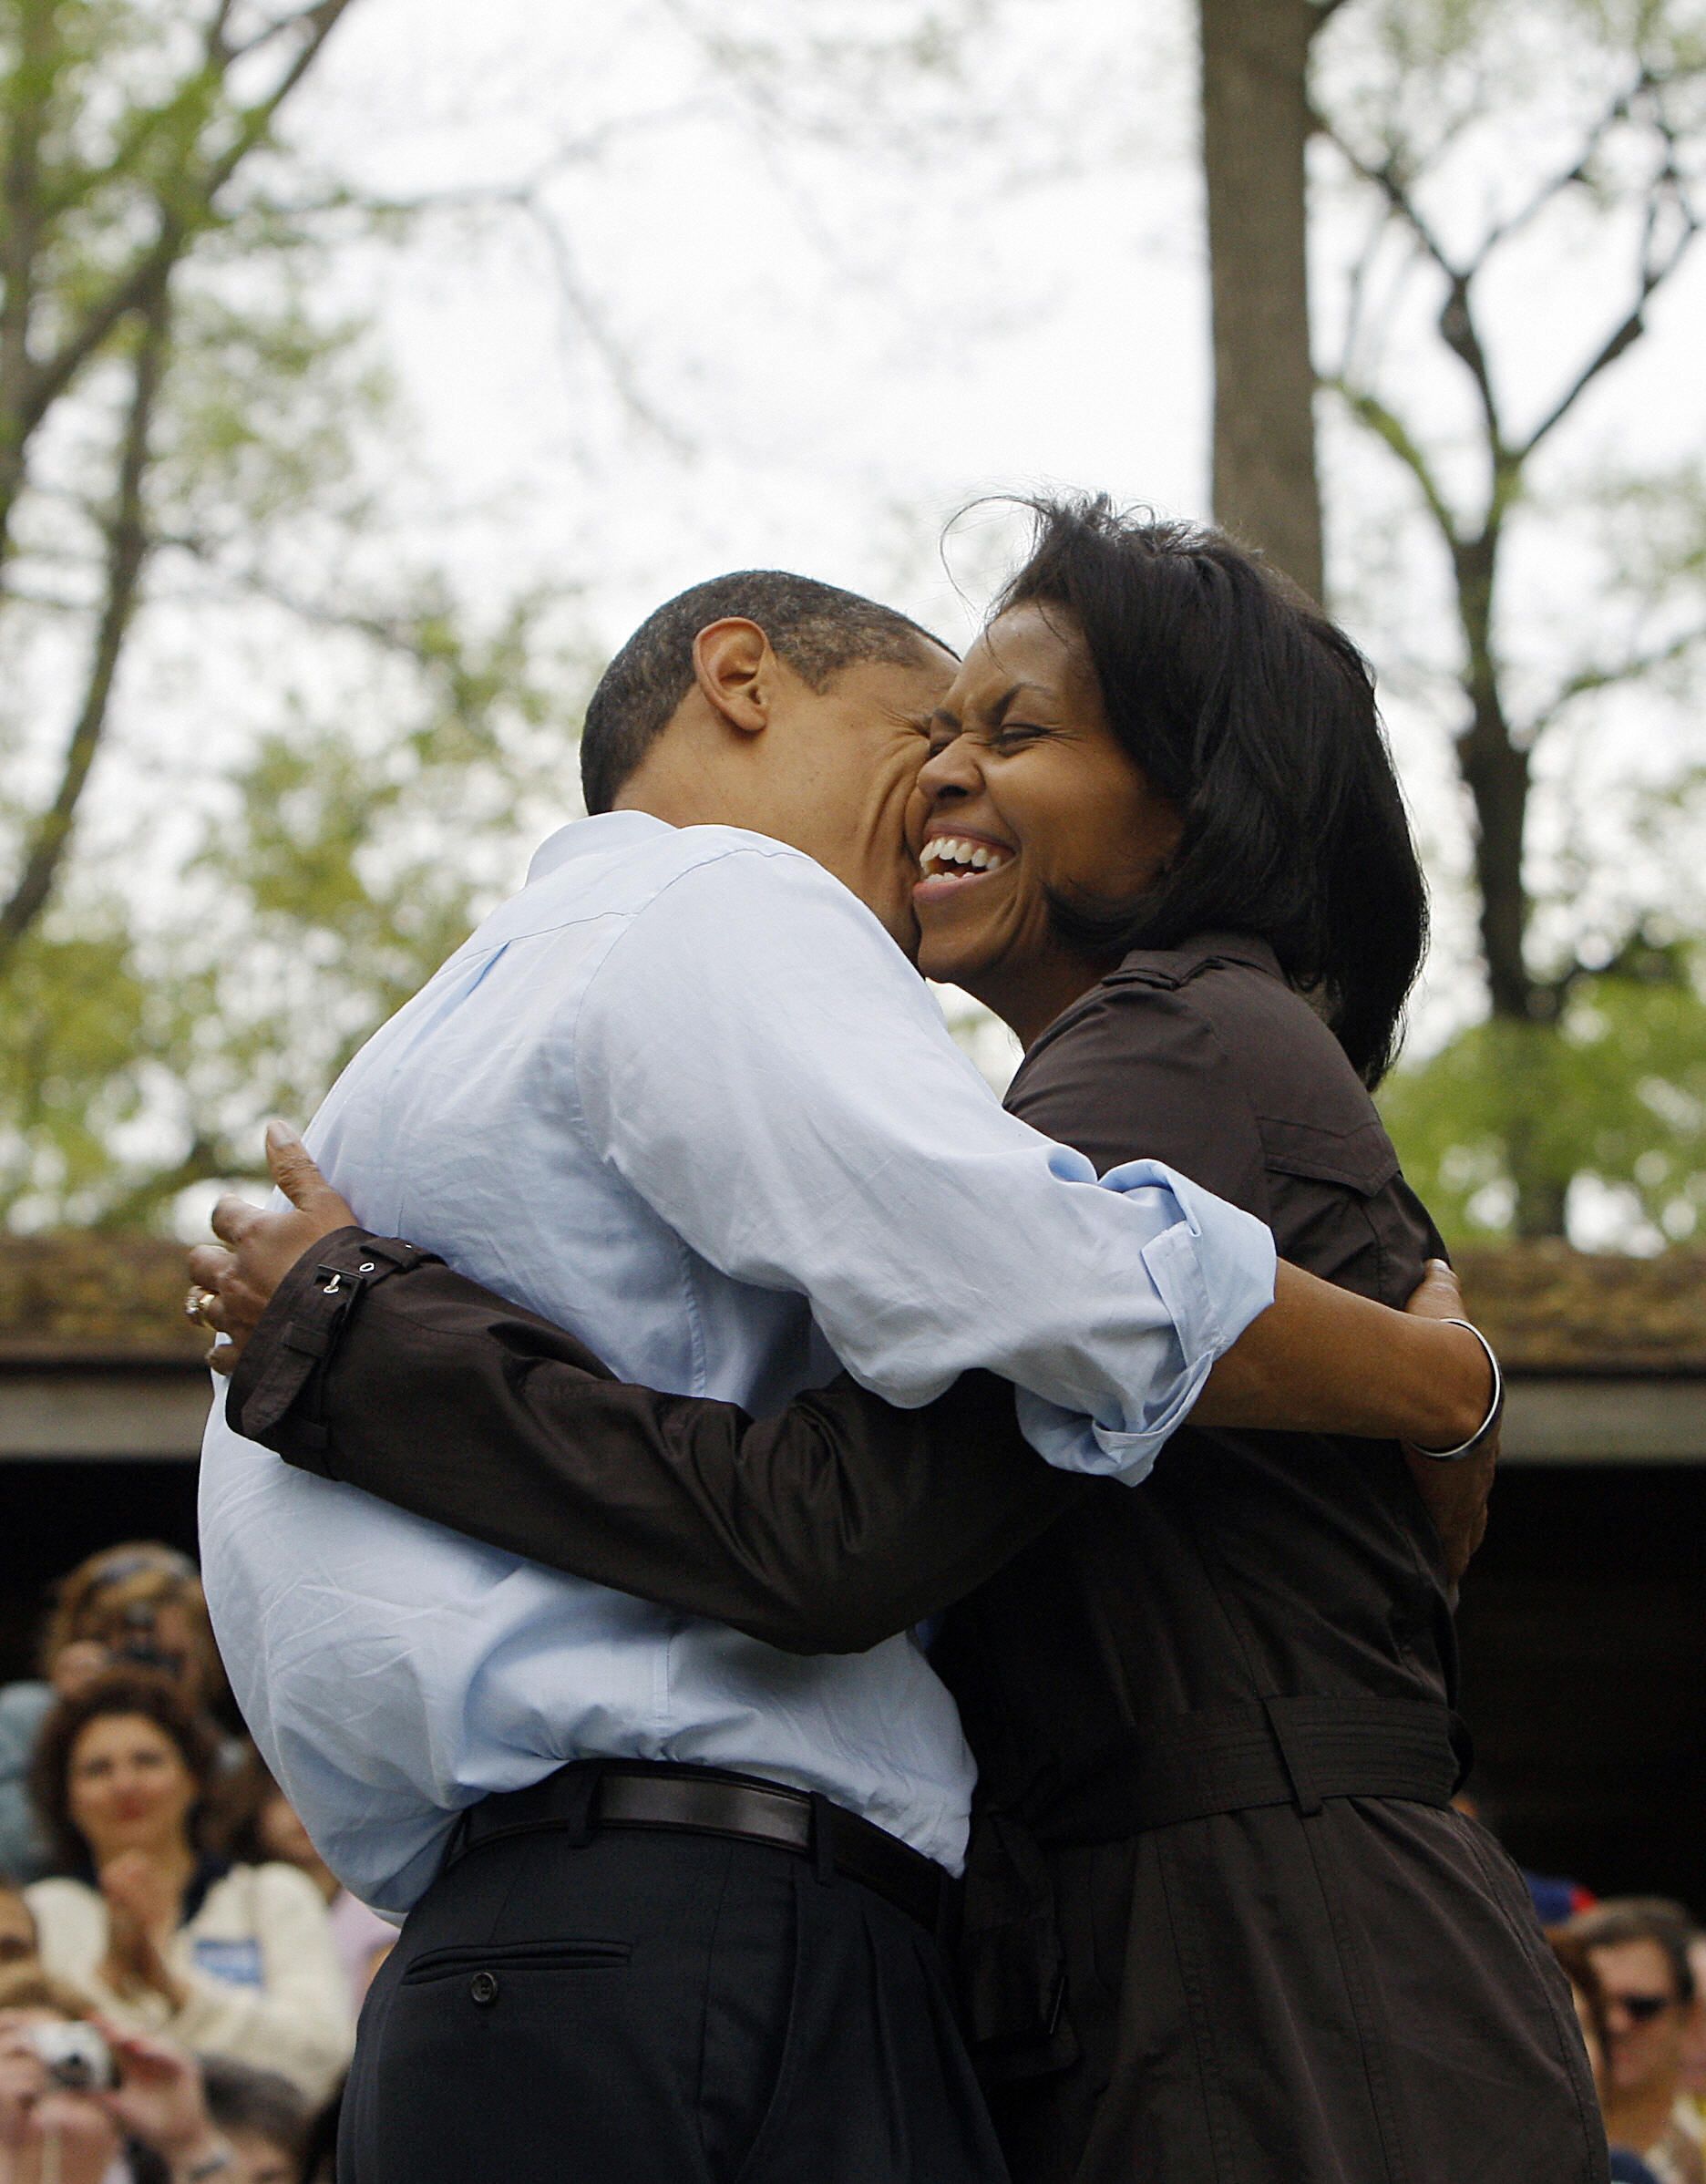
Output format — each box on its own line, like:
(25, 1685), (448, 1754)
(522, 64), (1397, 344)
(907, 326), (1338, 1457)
(934, 933), (1608, 2183)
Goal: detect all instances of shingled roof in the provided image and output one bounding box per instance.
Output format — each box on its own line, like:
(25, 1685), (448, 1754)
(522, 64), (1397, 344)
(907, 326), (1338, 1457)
(0, 1231), (1702, 1375)
(0, 1235), (209, 1366)
(1455, 1243), (1706, 1375)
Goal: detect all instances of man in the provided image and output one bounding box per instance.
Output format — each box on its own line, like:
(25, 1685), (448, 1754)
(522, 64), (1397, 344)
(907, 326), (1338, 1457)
(1575, 1901), (1706, 2184)
(197, 572), (1496, 2184)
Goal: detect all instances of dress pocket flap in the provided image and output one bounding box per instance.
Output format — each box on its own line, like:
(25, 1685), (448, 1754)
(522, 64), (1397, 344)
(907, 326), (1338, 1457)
(1257, 1113), (1399, 1196)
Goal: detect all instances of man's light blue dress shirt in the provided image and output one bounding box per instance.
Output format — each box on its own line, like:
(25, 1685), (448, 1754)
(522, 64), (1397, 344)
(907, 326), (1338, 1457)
(199, 814), (1276, 1911)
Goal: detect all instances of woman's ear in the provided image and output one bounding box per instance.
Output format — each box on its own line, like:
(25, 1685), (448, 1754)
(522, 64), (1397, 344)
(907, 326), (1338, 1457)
(691, 618), (776, 737)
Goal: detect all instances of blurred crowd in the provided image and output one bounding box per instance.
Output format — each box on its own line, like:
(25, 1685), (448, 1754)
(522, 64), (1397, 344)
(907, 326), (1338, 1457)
(0, 1540), (1701, 2184)
(0, 1543), (384, 2184)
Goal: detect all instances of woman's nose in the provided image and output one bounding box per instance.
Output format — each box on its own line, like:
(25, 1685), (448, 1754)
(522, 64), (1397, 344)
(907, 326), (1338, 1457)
(916, 737), (982, 803)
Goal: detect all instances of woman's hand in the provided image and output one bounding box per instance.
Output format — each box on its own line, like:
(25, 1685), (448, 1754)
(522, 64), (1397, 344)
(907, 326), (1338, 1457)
(15, 2091), (118, 2184)
(0, 2019), (120, 2184)
(96, 2024), (234, 2178)
(0, 2013), (46, 2152)
(98, 1855), (187, 2011)
(186, 1120), (356, 1372)
(47, 1642), (113, 1704)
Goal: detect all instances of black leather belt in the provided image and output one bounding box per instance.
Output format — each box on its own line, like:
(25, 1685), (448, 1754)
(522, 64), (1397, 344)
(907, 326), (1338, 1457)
(449, 1759), (955, 1940)
(1029, 1695), (1471, 1846)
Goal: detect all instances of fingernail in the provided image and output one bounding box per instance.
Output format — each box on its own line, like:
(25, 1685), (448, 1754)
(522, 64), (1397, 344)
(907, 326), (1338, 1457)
(265, 1118), (302, 1150)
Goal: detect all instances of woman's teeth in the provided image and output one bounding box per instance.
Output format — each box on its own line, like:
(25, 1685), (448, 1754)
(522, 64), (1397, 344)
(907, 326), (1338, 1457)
(920, 836), (1012, 880)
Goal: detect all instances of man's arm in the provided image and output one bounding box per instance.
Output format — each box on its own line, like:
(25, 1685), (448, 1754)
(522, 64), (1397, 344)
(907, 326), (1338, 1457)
(190, 1132), (1495, 1620)
(567, 845), (1494, 1481)
(211, 1231), (1083, 1657)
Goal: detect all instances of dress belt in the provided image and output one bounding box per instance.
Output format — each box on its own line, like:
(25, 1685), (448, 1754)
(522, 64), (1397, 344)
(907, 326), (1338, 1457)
(1026, 1695), (1472, 1846)
(448, 1758), (955, 1940)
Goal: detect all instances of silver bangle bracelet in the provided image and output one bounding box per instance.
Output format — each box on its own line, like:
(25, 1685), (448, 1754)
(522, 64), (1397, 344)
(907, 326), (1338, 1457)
(1413, 1318), (1505, 1462)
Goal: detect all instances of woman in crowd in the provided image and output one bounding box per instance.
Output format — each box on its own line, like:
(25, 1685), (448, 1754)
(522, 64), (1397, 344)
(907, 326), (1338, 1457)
(196, 500), (1598, 2181)
(0, 1547), (229, 1883)
(0, 1960), (249, 2184)
(23, 1676), (348, 2102)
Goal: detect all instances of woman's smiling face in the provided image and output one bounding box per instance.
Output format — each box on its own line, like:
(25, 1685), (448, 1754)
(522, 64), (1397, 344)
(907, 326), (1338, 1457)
(66, 1711), (198, 1864)
(909, 601), (1181, 1045)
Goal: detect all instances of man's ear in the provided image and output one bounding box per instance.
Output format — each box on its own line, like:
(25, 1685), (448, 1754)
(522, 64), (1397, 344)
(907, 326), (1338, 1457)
(691, 619), (776, 737)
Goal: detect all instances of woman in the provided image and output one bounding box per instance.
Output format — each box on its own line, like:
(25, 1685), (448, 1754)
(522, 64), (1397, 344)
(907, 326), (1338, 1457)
(0, 1961), (257, 2184)
(195, 500), (1594, 2180)
(24, 1676), (348, 2103)
(900, 503), (1601, 2180)
(0, 1546), (225, 1883)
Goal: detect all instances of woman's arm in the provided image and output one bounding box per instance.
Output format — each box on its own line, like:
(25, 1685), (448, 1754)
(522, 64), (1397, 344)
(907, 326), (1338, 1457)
(215, 1220), (1083, 1656)
(192, 1118), (1492, 1651)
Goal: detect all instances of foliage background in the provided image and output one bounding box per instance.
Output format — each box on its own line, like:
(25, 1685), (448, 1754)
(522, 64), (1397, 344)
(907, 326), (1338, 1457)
(1, 0), (1701, 1246)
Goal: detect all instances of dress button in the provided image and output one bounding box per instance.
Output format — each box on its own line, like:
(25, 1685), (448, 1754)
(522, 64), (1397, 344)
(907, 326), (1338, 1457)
(468, 1971), (498, 2005)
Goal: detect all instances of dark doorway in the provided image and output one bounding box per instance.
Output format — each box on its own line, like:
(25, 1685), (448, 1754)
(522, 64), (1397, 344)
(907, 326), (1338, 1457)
(0, 1458), (200, 1684)
(1456, 1462), (1706, 1914)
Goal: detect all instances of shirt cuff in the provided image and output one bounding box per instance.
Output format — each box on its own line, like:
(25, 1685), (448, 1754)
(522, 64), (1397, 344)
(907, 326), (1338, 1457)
(1014, 1159), (1277, 1487)
(225, 1230), (437, 1464)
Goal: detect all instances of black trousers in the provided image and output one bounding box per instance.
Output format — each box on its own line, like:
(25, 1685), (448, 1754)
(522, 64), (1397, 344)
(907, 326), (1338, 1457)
(340, 1822), (1009, 2184)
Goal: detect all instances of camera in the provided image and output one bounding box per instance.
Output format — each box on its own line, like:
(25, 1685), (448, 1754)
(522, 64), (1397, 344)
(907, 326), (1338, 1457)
(111, 1603), (185, 1681)
(28, 2021), (116, 2092)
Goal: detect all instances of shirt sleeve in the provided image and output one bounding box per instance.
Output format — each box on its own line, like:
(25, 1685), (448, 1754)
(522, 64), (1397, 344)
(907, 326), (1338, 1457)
(571, 843), (1277, 1484)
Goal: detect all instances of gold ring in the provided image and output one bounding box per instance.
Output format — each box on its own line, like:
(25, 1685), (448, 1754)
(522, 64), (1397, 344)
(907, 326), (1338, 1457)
(184, 1287), (219, 1327)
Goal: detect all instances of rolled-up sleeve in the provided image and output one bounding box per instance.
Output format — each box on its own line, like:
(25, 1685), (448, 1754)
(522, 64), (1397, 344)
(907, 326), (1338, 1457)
(1017, 1159), (1280, 1482)
(572, 844), (1276, 1480)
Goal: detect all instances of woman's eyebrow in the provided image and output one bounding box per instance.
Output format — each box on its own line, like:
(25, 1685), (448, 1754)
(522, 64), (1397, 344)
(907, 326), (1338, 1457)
(988, 680), (1053, 723)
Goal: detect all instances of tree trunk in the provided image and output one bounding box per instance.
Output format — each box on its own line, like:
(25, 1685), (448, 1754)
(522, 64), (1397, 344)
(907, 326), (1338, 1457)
(1450, 528), (1570, 1237)
(1199, 0), (1325, 603)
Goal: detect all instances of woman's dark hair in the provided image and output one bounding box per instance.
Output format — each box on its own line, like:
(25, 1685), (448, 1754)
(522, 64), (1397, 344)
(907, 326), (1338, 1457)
(28, 1670), (222, 1875)
(995, 495), (1428, 1086)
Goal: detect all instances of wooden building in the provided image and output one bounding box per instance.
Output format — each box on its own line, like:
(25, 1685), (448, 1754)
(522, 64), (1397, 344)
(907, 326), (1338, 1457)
(2, 1232), (1702, 1906)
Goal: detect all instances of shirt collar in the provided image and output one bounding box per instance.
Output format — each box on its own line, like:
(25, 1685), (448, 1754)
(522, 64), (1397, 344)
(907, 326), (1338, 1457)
(1112, 931), (1285, 985)
(526, 811), (673, 888)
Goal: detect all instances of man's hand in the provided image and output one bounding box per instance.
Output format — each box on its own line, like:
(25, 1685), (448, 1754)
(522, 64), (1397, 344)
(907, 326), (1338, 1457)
(1400, 1259), (1497, 1586)
(186, 1119), (356, 1372)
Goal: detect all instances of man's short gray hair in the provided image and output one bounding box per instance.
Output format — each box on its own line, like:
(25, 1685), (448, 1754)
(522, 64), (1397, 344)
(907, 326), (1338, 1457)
(579, 571), (946, 815)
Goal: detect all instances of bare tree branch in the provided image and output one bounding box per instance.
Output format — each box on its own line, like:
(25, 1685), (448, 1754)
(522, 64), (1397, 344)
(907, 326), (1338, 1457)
(513, 192), (690, 451)
(1477, 79), (1639, 258)
(1320, 121), (1513, 458)
(1527, 624), (1706, 737)
(0, 275), (172, 974)
(1518, 179), (1700, 460)
(1324, 376), (1463, 548)
(1318, 121), (1465, 286)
